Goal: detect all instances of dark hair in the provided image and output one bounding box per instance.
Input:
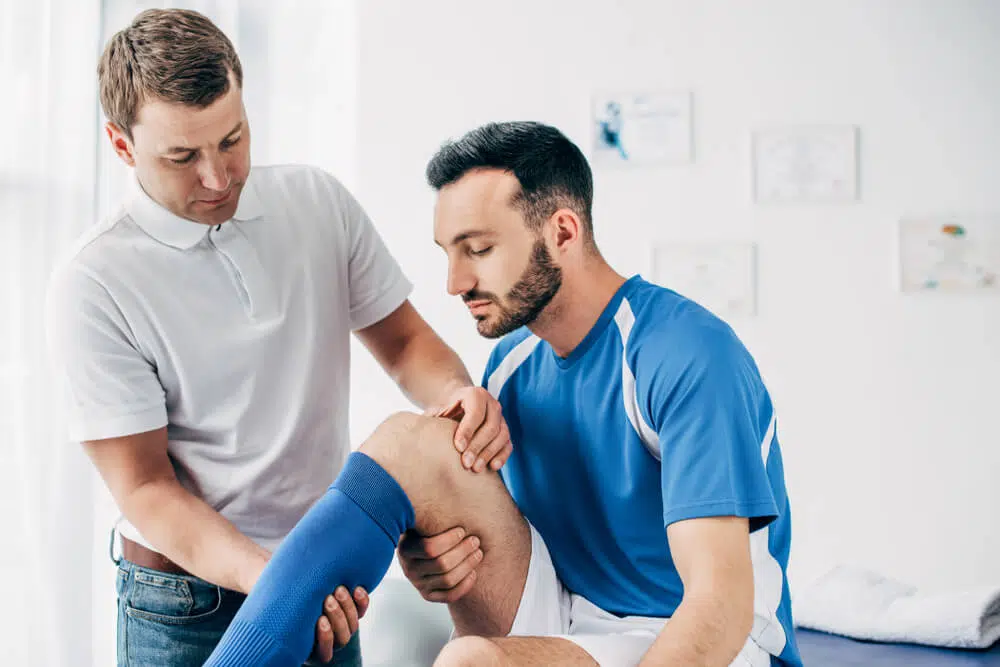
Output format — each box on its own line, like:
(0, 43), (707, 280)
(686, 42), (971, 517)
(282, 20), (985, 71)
(426, 122), (595, 241)
(98, 8), (243, 140)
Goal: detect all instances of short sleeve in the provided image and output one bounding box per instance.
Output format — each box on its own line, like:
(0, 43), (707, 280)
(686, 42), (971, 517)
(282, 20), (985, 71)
(639, 329), (778, 531)
(332, 179), (412, 330)
(45, 266), (167, 442)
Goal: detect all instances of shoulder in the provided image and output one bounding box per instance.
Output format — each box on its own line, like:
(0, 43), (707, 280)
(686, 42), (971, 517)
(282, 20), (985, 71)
(47, 209), (136, 306)
(623, 278), (757, 381)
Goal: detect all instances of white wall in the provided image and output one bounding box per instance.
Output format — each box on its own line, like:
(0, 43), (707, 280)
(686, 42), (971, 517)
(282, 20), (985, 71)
(352, 0), (1000, 593)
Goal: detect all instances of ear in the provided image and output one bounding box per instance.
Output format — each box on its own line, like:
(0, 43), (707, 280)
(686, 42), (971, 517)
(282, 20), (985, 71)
(548, 208), (583, 253)
(105, 122), (136, 167)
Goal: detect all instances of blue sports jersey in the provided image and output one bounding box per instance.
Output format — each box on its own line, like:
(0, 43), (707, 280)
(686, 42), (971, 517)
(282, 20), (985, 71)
(482, 276), (802, 667)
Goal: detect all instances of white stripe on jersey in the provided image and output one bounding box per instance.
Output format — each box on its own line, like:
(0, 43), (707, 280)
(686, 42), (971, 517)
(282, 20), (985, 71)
(612, 297), (788, 663)
(487, 334), (541, 398)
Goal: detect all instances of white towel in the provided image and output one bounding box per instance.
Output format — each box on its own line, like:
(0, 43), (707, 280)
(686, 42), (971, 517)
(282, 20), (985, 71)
(794, 565), (1000, 649)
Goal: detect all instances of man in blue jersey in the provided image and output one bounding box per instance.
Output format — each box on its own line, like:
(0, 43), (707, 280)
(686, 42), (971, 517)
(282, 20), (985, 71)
(203, 122), (801, 667)
(402, 121), (802, 667)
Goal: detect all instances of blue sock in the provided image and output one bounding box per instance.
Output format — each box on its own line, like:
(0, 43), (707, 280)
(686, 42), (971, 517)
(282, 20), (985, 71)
(204, 452), (415, 666)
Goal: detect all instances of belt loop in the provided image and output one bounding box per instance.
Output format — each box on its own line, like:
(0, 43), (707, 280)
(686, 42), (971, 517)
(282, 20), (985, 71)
(109, 524), (122, 566)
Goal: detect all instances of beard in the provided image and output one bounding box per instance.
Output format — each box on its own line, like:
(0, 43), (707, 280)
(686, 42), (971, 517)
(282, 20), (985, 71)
(468, 239), (563, 339)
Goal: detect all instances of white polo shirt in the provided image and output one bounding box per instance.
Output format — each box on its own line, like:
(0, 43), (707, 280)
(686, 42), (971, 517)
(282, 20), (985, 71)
(46, 164), (412, 551)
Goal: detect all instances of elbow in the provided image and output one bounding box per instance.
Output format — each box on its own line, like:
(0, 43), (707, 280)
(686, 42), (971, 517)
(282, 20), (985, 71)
(120, 475), (182, 529)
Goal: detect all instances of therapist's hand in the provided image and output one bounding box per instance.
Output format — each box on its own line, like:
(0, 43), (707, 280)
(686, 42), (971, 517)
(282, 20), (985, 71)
(432, 385), (512, 472)
(310, 586), (369, 664)
(398, 527), (482, 603)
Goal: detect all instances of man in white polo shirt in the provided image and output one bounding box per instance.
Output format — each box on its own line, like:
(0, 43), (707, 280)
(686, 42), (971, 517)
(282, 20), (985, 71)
(45, 9), (509, 667)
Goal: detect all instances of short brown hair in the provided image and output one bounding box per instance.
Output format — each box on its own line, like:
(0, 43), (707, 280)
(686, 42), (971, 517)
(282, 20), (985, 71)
(98, 8), (243, 140)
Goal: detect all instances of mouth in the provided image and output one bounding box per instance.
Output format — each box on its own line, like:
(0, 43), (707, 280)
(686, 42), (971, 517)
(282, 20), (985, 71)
(199, 189), (233, 206)
(465, 300), (493, 315)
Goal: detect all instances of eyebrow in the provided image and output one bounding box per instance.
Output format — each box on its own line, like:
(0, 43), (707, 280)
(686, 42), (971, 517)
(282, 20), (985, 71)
(435, 230), (493, 248)
(164, 121), (243, 154)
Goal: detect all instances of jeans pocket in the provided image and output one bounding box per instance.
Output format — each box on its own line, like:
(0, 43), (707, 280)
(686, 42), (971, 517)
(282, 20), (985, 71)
(124, 566), (223, 626)
(116, 566), (128, 599)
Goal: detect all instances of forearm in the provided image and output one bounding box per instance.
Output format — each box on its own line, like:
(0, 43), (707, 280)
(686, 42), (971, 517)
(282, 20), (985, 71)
(388, 329), (472, 409)
(122, 478), (269, 593)
(639, 594), (750, 667)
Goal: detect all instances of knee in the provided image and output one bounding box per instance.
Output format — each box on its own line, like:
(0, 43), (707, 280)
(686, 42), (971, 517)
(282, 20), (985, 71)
(434, 636), (506, 667)
(363, 411), (456, 456)
(359, 412), (459, 481)
(375, 411), (430, 447)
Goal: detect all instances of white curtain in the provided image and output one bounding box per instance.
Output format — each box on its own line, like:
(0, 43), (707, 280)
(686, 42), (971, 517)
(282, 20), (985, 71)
(2, 1), (356, 663)
(1, 1), (105, 665)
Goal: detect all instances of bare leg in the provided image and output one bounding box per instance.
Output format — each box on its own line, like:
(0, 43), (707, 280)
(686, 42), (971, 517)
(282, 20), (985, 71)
(433, 636), (599, 667)
(359, 413), (531, 637)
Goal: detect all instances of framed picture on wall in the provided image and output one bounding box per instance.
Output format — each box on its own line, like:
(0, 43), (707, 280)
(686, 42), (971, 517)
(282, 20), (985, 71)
(650, 242), (757, 318)
(897, 217), (1000, 293)
(591, 90), (693, 166)
(751, 125), (859, 203)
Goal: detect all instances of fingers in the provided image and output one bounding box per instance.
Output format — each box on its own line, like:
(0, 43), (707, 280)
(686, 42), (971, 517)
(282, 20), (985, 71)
(472, 420), (511, 472)
(405, 535), (481, 579)
(441, 386), (509, 471)
(354, 587), (369, 619)
(314, 615), (334, 664)
(313, 586), (366, 663)
(425, 564), (480, 604)
(336, 585), (360, 636)
(437, 400), (464, 421)
(323, 586), (358, 647)
(490, 441), (513, 471)
(397, 528), (484, 604)
(399, 526), (467, 559)
(454, 393), (488, 457)
(460, 406), (501, 469)
(421, 543), (484, 590)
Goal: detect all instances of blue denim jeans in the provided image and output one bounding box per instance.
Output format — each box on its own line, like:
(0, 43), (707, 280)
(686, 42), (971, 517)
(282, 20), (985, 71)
(115, 559), (362, 666)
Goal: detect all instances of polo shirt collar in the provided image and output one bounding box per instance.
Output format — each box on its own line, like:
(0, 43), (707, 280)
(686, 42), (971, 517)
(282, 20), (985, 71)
(127, 170), (264, 250)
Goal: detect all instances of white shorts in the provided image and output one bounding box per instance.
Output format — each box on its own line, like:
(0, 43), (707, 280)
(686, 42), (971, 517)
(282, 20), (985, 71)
(509, 526), (775, 667)
(508, 525), (666, 666)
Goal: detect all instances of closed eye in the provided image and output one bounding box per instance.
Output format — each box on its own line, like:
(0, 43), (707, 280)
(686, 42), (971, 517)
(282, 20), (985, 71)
(168, 152), (196, 165)
(166, 134), (240, 165)
(470, 246), (493, 257)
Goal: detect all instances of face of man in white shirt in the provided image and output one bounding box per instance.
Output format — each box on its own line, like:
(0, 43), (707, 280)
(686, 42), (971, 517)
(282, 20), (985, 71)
(105, 71), (251, 226)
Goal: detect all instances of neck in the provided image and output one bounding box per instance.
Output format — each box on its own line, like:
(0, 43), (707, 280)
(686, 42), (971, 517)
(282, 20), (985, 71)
(528, 257), (627, 358)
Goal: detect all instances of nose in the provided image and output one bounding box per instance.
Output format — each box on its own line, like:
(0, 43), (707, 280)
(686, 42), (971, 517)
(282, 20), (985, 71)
(199, 155), (230, 193)
(447, 260), (475, 297)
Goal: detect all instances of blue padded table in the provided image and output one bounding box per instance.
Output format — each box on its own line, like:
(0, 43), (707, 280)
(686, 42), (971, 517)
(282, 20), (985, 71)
(797, 628), (1000, 666)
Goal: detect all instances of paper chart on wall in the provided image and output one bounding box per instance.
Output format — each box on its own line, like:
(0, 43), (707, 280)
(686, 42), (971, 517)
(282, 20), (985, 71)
(752, 125), (858, 203)
(592, 91), (692, 166)
(898, 217), (1000, 293)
